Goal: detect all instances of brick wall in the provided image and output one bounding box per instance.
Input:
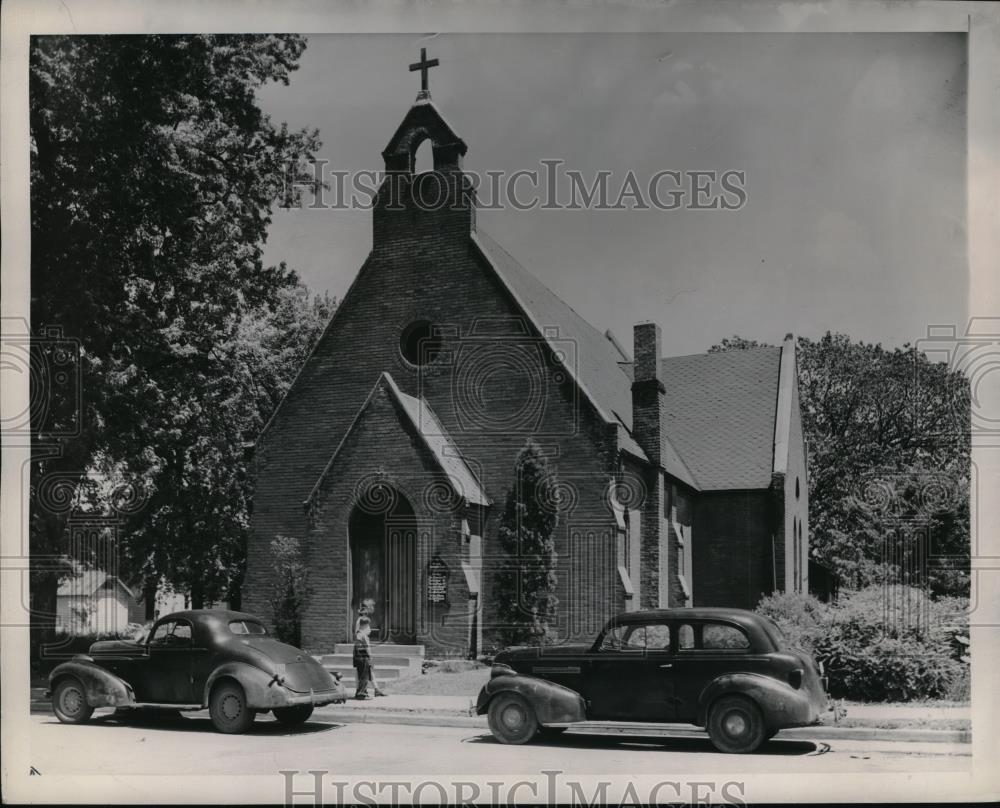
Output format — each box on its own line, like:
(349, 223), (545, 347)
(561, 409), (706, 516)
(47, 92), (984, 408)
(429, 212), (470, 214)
(246, 158), (619, 650)
(692, 490), (774, 609)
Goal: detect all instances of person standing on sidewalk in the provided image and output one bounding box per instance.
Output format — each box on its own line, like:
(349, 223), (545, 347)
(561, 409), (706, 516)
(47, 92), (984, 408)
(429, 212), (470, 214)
(355, 599), (387, 697)
(353, 616), (375, 700)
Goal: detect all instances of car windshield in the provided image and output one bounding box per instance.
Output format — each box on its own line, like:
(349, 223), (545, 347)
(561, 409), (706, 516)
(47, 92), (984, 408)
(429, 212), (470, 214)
(229, 619), (267, 635)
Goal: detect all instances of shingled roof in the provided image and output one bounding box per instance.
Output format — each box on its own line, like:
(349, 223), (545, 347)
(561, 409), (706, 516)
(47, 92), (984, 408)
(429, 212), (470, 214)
(474, 231), (783, 493)
(658, 348), (782, 490)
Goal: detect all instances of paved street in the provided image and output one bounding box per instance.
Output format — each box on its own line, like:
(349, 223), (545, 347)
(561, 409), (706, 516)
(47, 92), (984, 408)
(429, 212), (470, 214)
(28, 710), (970, 778)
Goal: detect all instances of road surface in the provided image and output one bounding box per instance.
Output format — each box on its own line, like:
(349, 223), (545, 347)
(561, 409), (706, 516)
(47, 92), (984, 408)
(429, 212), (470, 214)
(27, 710), (969, 778)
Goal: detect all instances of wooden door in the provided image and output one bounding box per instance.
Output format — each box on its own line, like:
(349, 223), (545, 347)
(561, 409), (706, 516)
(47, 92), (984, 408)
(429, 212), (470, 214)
(385, 519), (416, 643)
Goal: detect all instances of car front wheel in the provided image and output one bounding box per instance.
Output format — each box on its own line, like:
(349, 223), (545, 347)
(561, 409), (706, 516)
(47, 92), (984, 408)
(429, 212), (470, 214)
(52, 678), (94, 725)
(273, 705), (314, 726)
(707, 695), (766, 754)
(209, 681), (256, 734)
(487, 693), (539, 744)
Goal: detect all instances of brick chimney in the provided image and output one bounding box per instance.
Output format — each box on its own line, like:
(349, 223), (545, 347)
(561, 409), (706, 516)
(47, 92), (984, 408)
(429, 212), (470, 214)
(631, 322), (665, 465)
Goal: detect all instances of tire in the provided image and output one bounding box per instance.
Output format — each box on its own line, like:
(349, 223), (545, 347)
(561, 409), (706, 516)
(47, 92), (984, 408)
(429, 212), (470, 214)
(707, 695), (766, 754)
(209, 681), (256, 734)
(52, 678), (94, 725)
(272, 704), (314, 726)
(487, 693), (539, 745)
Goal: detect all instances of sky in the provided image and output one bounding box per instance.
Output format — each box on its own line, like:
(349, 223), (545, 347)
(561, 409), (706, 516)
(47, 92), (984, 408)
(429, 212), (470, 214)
(258, 33), (967, 357)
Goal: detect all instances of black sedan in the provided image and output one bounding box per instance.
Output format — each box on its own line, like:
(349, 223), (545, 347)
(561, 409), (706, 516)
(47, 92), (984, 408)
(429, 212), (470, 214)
(477, 608), (828, 753)
(48, 609), (347, 733)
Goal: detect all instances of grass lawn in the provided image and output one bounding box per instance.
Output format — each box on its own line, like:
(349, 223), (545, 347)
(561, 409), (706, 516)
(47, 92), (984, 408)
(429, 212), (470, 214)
(387, 660), (491, 697)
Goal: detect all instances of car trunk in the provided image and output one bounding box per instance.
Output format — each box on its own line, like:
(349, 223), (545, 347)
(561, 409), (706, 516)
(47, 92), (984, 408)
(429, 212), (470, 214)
(240, 639), (337, 693)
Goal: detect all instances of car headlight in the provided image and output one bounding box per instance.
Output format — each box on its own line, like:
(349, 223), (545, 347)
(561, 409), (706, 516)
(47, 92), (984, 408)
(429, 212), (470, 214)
(491, 663), (516, 678)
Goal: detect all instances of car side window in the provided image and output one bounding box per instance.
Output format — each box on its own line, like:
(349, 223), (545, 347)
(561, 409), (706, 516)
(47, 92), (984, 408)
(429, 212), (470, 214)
(703, 623), (750, 650)
(644, 623), (671, 649)
(171, 622), (192, 644)
(622, 626), (646, 650)
(599, 625), (625, 651)
(678, 623), (695, 650)
(148, 621), (175, 645)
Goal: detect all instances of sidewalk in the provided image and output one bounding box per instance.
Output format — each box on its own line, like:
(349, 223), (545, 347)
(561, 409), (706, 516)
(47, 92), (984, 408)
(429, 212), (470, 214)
(29, 687), (971, 744)
(315, 693), (971, 744)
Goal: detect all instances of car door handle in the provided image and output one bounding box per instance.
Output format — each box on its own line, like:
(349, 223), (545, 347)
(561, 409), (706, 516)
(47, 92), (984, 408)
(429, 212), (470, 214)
(659, 663), (673, 669)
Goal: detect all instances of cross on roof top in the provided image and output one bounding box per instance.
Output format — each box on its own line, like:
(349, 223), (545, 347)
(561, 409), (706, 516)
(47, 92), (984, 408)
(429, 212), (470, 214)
(409, 47), (439, 99)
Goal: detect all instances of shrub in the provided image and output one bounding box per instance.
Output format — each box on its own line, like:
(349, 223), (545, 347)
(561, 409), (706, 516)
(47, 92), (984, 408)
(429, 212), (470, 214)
(755, 586), (970, 702)
(269, 535), (310, 647)
(755, 591), (830, 653)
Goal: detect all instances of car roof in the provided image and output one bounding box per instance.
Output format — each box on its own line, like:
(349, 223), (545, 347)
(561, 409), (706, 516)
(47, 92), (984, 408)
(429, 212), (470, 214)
(609, 608), (767, 628)
(156, 609), (263, 624)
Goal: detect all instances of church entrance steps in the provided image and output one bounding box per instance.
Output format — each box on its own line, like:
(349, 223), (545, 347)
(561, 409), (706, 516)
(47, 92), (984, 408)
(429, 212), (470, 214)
(317, 643), (426, 687)
(331, 643), (425, 657)
(320, 653), (419, 669)
(323, 665), (408, 686)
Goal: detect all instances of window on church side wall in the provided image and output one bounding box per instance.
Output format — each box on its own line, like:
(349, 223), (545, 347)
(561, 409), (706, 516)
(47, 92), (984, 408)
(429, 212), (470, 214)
(400, 320), (442, 366)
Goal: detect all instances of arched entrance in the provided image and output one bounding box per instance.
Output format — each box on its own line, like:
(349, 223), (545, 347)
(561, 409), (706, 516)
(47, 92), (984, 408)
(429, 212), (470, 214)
(349, 487), (418, 643)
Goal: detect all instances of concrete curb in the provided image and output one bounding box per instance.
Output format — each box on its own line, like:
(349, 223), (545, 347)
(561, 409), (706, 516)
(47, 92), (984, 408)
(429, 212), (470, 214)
(318, 708), (970, 744)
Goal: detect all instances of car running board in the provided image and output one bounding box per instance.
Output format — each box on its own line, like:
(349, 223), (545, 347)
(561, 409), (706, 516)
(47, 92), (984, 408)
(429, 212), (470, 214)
(117, 703), (204, 711)
(551, 721), (708, 738)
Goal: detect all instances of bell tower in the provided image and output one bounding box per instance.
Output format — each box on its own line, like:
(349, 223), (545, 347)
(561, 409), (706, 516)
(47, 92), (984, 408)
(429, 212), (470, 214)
(373, 48), (476, 255)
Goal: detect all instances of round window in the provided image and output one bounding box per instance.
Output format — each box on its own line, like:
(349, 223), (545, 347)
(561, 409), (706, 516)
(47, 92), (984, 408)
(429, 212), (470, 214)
(400, 320), (442, 366)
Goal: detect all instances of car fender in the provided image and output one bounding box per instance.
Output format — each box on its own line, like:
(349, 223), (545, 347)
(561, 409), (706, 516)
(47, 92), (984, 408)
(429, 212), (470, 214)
(697, 672), (811, 727)
(203, 661), (287, 709)
(49, 658), (136, 708)
(476, 674), (587, 726)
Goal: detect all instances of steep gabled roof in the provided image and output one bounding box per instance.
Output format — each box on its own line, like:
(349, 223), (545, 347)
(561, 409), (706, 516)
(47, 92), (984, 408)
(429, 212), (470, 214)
(305, 372), (490, 508)
(657, 347), (782, 490)
(473, 230), (656, 463)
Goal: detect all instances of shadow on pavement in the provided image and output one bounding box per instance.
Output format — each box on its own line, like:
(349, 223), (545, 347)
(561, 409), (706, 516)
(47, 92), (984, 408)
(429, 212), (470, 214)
(38, 713), (343, 737)
(463, 731), (820, 756)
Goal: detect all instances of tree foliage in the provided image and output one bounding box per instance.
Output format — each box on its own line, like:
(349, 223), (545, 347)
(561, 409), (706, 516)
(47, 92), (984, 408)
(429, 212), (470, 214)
(710, 333), (971, 598)
(495, 440), (560, 647)
(268, 535), (311, 647)
(29, 34), (324, 643)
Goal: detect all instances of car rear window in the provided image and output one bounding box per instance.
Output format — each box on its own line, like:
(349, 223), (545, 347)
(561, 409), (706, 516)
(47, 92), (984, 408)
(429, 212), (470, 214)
(702, 623), (750, 650)
(229, 620), (267, 635)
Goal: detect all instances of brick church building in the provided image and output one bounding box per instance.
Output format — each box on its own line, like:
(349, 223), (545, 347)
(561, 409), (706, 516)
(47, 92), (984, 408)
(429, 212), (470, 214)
(243, 60), (809, 656)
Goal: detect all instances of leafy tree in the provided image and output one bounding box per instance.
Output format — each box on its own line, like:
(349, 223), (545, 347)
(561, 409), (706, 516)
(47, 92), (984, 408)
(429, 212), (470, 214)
(707, 336), (769, 353)
(495, 440), (560, 647)
(710, 333), (970, 598)
(29, 34), (322, 651)
(268, 535), (311, 647)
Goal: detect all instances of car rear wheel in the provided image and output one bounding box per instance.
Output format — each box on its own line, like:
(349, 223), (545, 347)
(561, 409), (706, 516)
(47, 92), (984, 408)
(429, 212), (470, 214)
(209, 681), (256, 734)
(707, 695), (766, 754)
(273, 705), (314, 726)
(487, 693), (539, 744)
(52, 678), (94, 725)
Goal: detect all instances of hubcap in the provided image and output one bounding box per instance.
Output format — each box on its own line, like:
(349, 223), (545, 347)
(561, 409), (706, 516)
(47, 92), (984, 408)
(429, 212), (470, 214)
(61, 686), (83, 715)
(220, 694), (242, 721)
(724, 711), (748, 737)
(501, 704), (525, 730)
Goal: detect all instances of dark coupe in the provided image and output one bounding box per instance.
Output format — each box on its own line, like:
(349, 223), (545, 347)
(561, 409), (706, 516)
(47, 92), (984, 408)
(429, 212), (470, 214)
(48, 609), (347, 733)
(477, 608), (828, 753)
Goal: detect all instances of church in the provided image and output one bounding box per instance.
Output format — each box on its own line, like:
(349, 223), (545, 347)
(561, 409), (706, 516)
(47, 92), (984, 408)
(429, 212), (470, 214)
(242, 52), (809, 656)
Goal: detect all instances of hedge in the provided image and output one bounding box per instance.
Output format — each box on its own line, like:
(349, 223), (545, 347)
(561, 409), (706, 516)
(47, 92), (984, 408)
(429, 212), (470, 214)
(756, 586), (969, 702)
